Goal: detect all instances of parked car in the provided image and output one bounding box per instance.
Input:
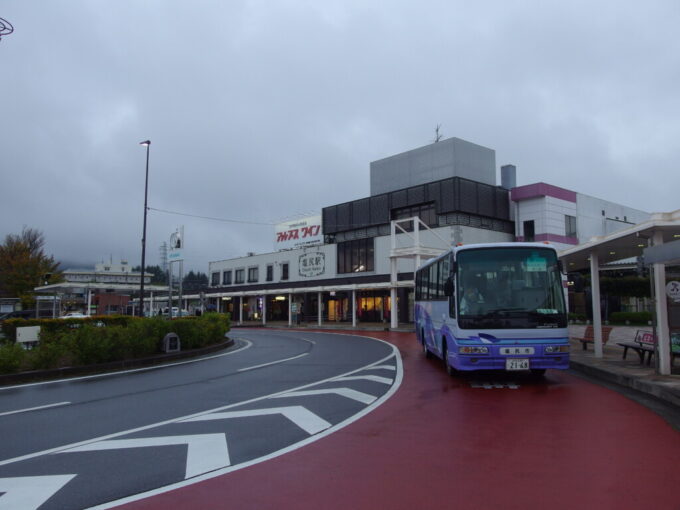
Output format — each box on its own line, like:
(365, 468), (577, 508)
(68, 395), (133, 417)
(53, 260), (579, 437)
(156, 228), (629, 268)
(160, 307), (189, 317)
(59, 312), (88, 319)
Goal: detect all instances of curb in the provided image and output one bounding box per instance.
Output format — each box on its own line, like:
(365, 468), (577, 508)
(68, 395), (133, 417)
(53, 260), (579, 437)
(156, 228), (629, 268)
(569, 359), (680, 408)
(0, 336), (235, 386)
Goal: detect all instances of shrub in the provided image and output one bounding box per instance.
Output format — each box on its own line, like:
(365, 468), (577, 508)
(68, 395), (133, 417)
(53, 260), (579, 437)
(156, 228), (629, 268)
(0, 343), (26, 373)
(0, 313), (230, 375)
(609, 311), (653, 325)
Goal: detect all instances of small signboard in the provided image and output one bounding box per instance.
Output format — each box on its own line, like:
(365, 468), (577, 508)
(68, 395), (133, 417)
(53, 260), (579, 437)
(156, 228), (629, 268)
(299, 252), (325, 277)
(17, 326), (40, 348)
(666, 281), (680, 302)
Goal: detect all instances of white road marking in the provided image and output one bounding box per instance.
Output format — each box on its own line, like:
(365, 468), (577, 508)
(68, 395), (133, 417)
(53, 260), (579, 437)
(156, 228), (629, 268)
(368, 365), (396, 371)
(0, 333), (401, 510)
(271, 388), (377, 405)
(0, 401), (70, 418)
(0, 349), (395, 469)
(60, 434), (230, 479)
(89, 343), (402, 510)
(0, 340), (251, 391)
(181, 405), (331, 435)
(237, 352), (309, 372)
(0, 474), (77, 510)
(334, 375), (393, 385)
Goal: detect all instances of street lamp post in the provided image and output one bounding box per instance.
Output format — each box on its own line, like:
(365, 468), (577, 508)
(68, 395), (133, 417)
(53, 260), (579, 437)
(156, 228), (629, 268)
(139, 140), (151, 317)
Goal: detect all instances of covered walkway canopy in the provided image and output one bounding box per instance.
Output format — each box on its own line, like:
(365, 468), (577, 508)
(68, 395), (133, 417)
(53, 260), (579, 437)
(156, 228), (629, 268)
(34, 282), (169, 317)
(559, 210), (680, 375)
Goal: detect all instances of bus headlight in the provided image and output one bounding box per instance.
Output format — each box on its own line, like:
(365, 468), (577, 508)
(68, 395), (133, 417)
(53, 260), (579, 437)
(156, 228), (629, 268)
(459, 346), (489, 354)
(545, 345), (570, 353)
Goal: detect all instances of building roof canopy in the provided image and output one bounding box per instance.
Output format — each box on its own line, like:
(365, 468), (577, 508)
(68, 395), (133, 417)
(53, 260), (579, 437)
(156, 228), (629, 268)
(559, 210), (680, 271)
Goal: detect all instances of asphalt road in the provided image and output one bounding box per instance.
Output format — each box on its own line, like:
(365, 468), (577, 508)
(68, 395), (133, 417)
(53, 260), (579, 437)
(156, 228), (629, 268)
(0, 329), (400, 510)
(116, 330), (680, 510)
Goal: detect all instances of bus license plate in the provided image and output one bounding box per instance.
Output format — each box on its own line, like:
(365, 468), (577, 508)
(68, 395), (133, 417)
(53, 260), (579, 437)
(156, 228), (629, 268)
(506, 358), (529, 371)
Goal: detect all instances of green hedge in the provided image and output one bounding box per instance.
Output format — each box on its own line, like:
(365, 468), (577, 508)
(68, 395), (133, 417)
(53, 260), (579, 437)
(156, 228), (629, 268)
(1, 315), (137, 342)
(0, 313), (230, 373)
(608, 311), (653, 325)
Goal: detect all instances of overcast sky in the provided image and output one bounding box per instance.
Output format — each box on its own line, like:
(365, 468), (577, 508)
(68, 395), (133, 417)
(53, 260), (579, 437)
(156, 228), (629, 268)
(1, 0), (679, 273)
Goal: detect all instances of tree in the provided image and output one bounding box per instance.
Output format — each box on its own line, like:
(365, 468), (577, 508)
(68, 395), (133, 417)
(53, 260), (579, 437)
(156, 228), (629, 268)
(133, 264), (167, 285)
(183, 270), (208, 291)
(0, 227), (61, 307)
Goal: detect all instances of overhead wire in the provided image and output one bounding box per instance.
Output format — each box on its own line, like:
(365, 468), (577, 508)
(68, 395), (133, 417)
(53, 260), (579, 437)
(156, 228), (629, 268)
(147, 207), (275, 226)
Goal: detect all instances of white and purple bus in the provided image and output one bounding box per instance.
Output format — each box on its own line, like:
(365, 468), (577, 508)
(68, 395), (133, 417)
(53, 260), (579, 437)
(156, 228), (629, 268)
(415, 242), (569, 376)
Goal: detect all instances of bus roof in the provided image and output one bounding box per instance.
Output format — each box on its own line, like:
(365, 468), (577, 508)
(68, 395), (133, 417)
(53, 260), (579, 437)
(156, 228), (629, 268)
(417, 242), (560, 270)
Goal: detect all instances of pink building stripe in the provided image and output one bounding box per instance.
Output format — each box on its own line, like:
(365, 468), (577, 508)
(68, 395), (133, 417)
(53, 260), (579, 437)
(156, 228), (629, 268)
(511, 182), (576, 203)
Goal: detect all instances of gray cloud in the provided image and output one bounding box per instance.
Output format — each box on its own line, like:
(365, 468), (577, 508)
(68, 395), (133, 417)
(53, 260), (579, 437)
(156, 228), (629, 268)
(1, 0), (678, 271)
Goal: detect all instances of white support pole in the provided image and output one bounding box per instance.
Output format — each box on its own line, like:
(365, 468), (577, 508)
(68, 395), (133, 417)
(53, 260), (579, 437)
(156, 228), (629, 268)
(318, 291), (322, 327)
(150, 292), (154, 316)
(589, 252), (603, 358)
(262, 295), (267, 325)
(86, 289), (92, 316)
(239, 295), (244, 325)
(390, 257), (398, 329)
(352, 289), (357, 327)
(288, 293), (292, 327)
(652, 231), (671, 375)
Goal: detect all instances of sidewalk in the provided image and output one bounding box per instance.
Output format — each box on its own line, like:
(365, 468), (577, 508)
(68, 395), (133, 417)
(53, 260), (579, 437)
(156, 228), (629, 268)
(568, 324), (680, 407)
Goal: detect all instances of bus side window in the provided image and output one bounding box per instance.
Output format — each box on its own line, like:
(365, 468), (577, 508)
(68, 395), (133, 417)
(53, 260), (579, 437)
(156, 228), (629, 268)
(448, 289), (456, 318)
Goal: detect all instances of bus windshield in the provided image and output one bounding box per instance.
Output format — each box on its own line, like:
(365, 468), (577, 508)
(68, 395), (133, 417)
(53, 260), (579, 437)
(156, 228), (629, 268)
(456, 247), (567, 329)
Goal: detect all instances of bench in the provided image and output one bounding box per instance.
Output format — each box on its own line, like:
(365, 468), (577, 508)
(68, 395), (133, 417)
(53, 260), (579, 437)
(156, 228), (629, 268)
(618, 330), (680, 366)
(617, 330), (655, 365)
(573, 325), (613, 351)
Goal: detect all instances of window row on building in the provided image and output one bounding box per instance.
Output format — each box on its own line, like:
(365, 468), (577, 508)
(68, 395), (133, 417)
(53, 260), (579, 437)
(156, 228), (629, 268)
(211, 262), (290, 286)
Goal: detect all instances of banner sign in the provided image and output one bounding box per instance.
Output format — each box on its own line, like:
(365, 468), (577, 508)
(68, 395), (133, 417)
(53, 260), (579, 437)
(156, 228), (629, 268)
(299, 252), (325, 277)
(168, 226), (184, 262)
(275, 215), (322, 251)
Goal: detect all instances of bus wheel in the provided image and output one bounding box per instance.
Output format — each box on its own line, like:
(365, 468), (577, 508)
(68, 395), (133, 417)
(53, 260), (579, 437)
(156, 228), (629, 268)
(531, 369), (546, 377)
(422, 332), (432, 359)
(443, 341), (455, 376)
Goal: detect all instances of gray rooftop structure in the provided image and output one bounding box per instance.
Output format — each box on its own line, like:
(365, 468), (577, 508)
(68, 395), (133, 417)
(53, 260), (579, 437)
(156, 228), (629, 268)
(370, 137), (496, 196)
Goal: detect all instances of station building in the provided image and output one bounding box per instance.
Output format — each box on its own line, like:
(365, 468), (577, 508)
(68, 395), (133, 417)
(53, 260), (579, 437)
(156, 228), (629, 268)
(206, 137), (649, 327)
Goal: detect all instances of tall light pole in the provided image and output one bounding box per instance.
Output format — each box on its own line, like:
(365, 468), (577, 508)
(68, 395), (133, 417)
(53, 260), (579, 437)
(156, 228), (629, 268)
(139, 140), (151, 317)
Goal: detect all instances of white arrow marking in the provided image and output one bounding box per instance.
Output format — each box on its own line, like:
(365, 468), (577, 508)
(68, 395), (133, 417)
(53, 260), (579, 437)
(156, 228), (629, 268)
(334, 375), (393, 385)
(271, 388), (377, 405)
(368, 365), (396, 371)
(59, 434), (229, 479)
(0, 474), (76, 510)
(181, 406), (331, 435)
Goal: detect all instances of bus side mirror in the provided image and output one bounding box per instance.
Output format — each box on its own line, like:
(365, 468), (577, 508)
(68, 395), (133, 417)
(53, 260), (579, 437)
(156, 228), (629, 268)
(444, 277), (454, 297)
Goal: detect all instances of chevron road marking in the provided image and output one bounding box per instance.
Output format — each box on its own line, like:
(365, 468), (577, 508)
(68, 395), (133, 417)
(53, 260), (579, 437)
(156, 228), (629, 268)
(334, 375), (393, 385)
(0, 474), (77, 510)
(59, 434), (230, 479)
(368, 365), (396, 371)
(271, 388), (377, 405)
(180, 405), (331, 435)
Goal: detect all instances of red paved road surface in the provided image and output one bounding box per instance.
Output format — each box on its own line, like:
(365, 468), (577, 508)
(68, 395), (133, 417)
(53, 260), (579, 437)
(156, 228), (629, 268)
(118, 331), (680, 510)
